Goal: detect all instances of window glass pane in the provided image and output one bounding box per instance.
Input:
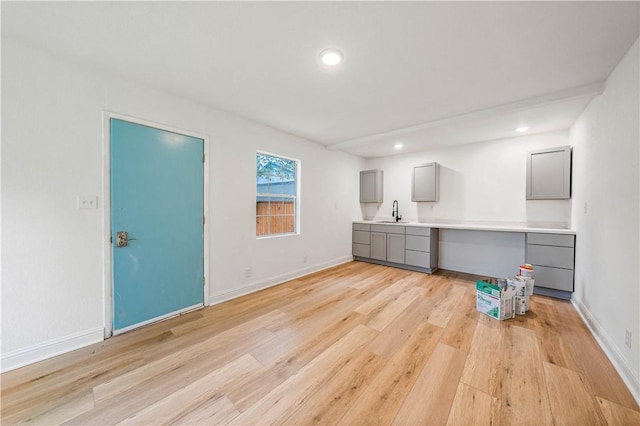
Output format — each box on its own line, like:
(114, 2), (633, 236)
(256, 215), (270, 236)
(273, 215), (284, 234)
(281, 180), (295, 196)
(256, 152), (298, 236)
(284, 214), (295, 233)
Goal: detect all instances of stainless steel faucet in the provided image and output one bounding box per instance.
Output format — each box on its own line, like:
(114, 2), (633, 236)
(392, 200), (402, 222)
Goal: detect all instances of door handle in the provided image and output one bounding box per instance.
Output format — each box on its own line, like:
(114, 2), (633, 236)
(116, 231), (137, 247)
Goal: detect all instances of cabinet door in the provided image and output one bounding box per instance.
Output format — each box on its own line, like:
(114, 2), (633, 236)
(370, 232), (387, 260)
(526, 146), (571, 199)
(412, 163), (439, 202)
(360, 170), (383, 203)
(387, 234), (405, 264)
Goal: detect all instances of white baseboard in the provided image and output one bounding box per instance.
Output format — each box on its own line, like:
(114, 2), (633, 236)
(1, 327), (104, 373)
(571, 295), (640, 405)
(208, 256), (352, 306)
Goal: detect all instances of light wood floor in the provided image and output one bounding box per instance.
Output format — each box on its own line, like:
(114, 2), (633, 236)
(2, 261), (639, 425)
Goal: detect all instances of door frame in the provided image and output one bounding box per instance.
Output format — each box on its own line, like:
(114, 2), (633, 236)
(102, 111), (210, 337)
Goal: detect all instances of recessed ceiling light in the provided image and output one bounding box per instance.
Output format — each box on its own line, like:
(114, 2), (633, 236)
(320, 48), (343, 66)
(516, 126), (529, 133)
(394, 142), (404, 149)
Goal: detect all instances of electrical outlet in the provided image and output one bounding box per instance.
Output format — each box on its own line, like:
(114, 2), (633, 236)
(584, 202), (588, 214)
(78, 195), (98, 209)
(625, 330), (632, 348)
(244, 268), (252, 278)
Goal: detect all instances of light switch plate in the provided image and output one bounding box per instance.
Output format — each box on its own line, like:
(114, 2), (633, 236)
(78, 195), (98, 209)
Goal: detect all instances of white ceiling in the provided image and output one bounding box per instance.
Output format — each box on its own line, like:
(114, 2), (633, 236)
(3, 2), (639, 158)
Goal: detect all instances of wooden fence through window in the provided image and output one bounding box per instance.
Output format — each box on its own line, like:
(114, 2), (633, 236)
(256, 201), (295, 235)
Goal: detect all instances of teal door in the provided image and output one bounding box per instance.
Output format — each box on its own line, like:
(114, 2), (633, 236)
(110, 118), (204, 333)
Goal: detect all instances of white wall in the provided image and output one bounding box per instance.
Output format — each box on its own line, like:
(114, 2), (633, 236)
(570, 38), (639, 400)
(363, 132), (572, 277)
(1, 39), (364, 370)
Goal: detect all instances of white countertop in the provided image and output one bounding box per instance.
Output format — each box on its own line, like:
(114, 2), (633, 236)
(353, 220), (576, 235)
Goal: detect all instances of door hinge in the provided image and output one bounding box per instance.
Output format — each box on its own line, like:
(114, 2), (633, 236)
(110, 236), (113, 244)
(203, 215), (206, 225)
(203, 153), (205, 163)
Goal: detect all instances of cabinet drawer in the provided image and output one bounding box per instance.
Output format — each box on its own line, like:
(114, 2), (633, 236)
(405, 235), (430, 252)
(371, 224), (405, 234)
(405, 250), (430, 268)
(532, 265), (574, 291)
(527, 233), (574, 248)
(353, 223), (371, 232)
(352, 230), (370, 245)
(405, 226), (430, 237)
(353, 243), (370, 258)
(527, 244), (574, 269)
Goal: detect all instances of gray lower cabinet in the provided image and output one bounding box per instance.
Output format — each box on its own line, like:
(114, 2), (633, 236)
(352, 222), (438, 274)
(526, 232), (575, 299)
(404, 226), (438, 273)
(352, 223), (371, 258)
(370, 224), (404, 263)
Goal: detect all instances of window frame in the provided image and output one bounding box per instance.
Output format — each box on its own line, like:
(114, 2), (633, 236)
(255, 150), (301, 238)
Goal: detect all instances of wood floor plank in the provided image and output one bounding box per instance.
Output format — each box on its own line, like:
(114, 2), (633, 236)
(67, 344), (266, 425)
(459, 318), (505, 398)
(367, 295), (435, 358)
(446, 382), (499, 426)
(425, 282), (467, 328)
(337, 322), (443, 425)
(116, 354), (261, 425)
(543, 362), (607, 425)
(20, 390), (95, 426)
(532, 300), (574, 368)
(92, 322), (275, 403)
(597, 396), (640, 425)
(168, 286), (294, 338)
(392, 343), (468, 425)
(354, 278), (414, 315)
(563, 321), (640, 411)
(278, 350), (386, 426)
(227, 324), (378, 425)
(228, 310), (367, 412)
(499, 325), (553, 425)
(350, 265), (411, 291)
(251, 297), (362, 365)
(1, 350), (146, 423)
(365, 284), (425, 331)
(439, 286), (479, 352)
(170, 394), (239, 426)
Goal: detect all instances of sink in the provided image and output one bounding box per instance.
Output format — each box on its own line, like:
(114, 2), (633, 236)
(376, 220), (407, 224)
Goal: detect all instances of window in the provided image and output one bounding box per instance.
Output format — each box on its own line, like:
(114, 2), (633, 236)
(256, 152), (299, 237)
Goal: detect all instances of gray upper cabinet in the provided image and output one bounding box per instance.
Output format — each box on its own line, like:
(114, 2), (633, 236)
(412, 163), (439, 202)
(360, 170), (383, 203)
(526, 146), (571, 200)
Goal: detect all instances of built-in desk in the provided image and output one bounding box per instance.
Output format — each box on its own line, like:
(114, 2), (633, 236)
(352, 221), (576, 299)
